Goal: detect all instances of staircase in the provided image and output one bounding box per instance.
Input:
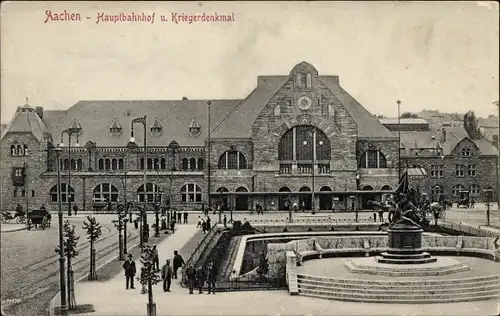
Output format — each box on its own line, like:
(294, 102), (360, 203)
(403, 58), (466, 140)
(219, 236), (243, 281)
(297, 273), (500, 303)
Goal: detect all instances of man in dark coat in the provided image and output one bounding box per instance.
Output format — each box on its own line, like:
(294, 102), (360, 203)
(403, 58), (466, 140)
(177, 211), (182, 224)
(206, 217), (211, 230)
(183, 210), (188, 224)
(223, 215), (227, 228)
(184, 264), (196, 294)
(170, 219), (176, 233)
(122, 254), (136, 289)
(195, 265), (205, 294)
(172, 250), (185, 279)
(206, 261), (217, 294)
(161, 259), (173, 292)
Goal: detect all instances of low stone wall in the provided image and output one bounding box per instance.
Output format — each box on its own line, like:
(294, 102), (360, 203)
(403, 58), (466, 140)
(439, 220), (500, 238)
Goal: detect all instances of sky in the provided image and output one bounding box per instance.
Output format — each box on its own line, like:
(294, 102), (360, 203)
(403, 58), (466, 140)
(1, 1), (499, 123)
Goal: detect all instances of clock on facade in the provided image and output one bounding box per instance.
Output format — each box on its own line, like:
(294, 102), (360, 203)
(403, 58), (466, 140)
(297, 96), (312, 110)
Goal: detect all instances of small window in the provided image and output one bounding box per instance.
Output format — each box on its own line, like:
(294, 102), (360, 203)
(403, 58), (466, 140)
(31, 190), (35, 197)
(13, 189), (17, 197)
(274, 105), (281, 117)
(21, 190), (26, 197)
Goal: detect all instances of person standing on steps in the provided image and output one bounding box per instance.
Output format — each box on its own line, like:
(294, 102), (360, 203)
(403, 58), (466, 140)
(122, 254), (136, 290)
(206, 216), (212, 230)
(161, 259), (173, 292)
(184, 264), (196, 294)
(172, 250), (185, 279)
(223, 215), (227, 228)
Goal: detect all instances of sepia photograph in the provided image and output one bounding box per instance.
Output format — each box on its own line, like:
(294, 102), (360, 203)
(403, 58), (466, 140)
(0, 1), (499, 316)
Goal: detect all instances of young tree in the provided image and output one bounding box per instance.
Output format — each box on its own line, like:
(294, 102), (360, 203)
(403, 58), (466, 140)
(83, 216), (102, 280)
(55, 220), (80, 309)
(112, 203), (127, 261)
(137, 245), (161, 316)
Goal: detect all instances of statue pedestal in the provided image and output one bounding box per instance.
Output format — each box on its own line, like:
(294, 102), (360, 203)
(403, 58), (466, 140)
(376, 222), (437, 264)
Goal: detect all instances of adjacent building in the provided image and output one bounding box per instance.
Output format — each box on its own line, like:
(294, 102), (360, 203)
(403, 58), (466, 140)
(1, 62), (402, 213)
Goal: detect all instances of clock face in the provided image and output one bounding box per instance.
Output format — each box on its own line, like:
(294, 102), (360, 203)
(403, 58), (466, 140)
(297, 96), (312, 110)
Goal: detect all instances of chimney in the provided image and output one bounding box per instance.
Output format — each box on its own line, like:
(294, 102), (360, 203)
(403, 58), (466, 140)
(441, 128), (446, 143)
(182, 97), (188, 100)
(35, 106), (43, 119)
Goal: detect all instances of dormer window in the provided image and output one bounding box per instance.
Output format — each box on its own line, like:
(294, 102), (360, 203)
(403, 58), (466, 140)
(461, 148), (471, 157)
(150, 117), (163, 136)
(189, 118), (201, 136)
(109, 117), (122, 135)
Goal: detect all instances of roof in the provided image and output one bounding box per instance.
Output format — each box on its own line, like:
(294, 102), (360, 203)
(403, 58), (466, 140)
(400, 124), (498, 156)
(211, 70), (396, 139)
(0, 104), (49, 142)
(43, 100), (241, 147)
(379, 118), (429, 125)
(211, 76), (288, 138)
(321, 78), (396, 139)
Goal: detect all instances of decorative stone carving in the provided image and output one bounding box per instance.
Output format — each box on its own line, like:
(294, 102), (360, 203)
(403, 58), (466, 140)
(296, 114), (313, 125)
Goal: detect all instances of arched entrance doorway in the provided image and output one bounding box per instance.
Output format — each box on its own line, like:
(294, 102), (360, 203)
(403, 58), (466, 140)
(235, 187), (248, 210)
(319, 186), (332, 210)
(362, 185), (375, 209)
(299, 186), (311, 210)
(279, 187), (292, 210)
(216, 187), (229, 208)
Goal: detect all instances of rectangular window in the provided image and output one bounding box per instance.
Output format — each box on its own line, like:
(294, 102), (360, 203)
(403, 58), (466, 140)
(461, 148), (471, 157)
(21, 190), (26, 197)
(455, 164), (465, 177)
(31, 190), (35, 197)
(14, 189), (17, 197)
(468, 165), (476, 176)
(430, 165), (444, 178)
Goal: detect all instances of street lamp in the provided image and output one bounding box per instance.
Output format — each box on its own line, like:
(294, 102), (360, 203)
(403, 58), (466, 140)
(131, 116), (148, 249)
(123, 170), (128, 254)
(154, 161), (161, 237)
(355, 173), (360, 222)
(23, 145), (30, 229)
(168, 140), (179, 228)
(54, 147), (68, 313)
(397, 100), (402, 179)
(207, 101), (212, 209)
(303, 127), (317, 214)
(60, 119), (83, 216)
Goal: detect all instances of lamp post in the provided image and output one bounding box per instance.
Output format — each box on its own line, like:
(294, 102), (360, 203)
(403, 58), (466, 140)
(131, 116), (147, 248)
(60, 120), (82, 216)
(168, 140), (179, 229)
(494, 100), (499, 210)
(303, 127), (317, 213)
(54, 147), (68, 313)
(154, 161), (160, 237)
(355, 174), (360, 222)
(123, 170), (128, 254)
(23, 146), (30, 229)
(207, 101), (212, 209)
(484, 188), (493, 226)
(397, 100), (402, 179)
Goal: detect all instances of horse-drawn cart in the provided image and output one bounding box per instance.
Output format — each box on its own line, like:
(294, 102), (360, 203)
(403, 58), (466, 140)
(28, 209), (51, 230)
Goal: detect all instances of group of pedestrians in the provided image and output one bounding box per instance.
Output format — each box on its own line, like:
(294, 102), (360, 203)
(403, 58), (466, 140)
(122, 248), (218, 295)
(160, 209), (190, 233)
(121, 249), (186, 293)
(197, 215), (215, 233)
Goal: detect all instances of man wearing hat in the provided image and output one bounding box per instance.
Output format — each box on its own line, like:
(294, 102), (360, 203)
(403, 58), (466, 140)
(122, 254), (136, 290)
(161, 259), (173, 292)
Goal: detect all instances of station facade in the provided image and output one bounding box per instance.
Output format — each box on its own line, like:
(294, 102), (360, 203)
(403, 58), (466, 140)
(2, 62), (414, 213)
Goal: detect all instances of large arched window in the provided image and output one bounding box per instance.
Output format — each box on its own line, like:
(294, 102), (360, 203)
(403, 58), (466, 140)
(279, 126), (331, 163)
(50, 183), (75, 203)
(147, 158), (153, 170)
(93, 183), (119, 202)
(137, 183), (159, 203)
(112, 158), (118, 170)
(359, 150), (387, 168)
(190, 158), (196, 171)
(98, 159), (104, 170)
(381, 185), (393, 191)
(452, 184), (464, 196)
(105, 159), (111, 170)
(181, 184), (202, 203)
(218, 151), (248, 169)
(198, 158), (204, 170)
(119, 159), (124, 170)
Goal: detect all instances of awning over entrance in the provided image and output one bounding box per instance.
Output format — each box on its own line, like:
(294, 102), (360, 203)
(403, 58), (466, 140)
(209, 190), (394, 196)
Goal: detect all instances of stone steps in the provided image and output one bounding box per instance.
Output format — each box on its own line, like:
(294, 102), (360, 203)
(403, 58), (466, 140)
(219, 235), (243, 281)
(296, 274), (500, 303)
(297, 277), (500, 290)
(298, 282), (500, 294)
(298, 289), (500, 304)
(298, 273), (500, 285)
